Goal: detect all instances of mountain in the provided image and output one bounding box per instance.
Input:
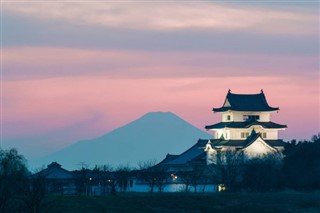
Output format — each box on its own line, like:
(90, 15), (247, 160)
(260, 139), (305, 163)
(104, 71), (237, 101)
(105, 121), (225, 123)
(32, 112), (212, 170)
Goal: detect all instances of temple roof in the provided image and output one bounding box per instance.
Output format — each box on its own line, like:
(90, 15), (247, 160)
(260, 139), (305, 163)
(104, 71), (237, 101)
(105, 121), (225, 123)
(34, 161), (74, 179)
(210, 129), (286, 147)
(156, 154), (179, 165)
(213, 90), (279, 112)
(205, 121), (287, 130)
(158, 137), (286, 166)
(160, 139), (208, 165)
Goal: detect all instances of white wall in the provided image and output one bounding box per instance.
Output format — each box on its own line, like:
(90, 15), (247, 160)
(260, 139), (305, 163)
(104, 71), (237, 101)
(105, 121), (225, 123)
(213, 126), (279, 140)
(128, 183), (218, 193)
(221, 111), (271, 122)
(243, 139), (275, 158)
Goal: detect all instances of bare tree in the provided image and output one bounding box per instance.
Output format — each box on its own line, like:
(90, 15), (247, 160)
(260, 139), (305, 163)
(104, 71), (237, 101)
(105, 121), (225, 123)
(93, 164), (114, 195)
(178, 162), (206, 192)
(73, 166), (91, 196)
(138, 160), (158, 192)
(177, 171), (192, 192)
(138, 160), (167, 193)
(20, 171), (47, 213)
(214, 149), (244, 192)
(153, 165), (168, 193)
(114, 165), (132, 193)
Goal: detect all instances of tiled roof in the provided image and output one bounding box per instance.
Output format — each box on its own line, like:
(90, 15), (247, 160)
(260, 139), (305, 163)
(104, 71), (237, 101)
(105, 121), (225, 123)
(213, 90), (279, 112)
(205, 121), (287, 130)
(156, 154), (179, 165)
(161, 139), (208, 165)
(211, 137), (286, 148)
(35, 161), (74, 179)
(157, 137), (286, 166)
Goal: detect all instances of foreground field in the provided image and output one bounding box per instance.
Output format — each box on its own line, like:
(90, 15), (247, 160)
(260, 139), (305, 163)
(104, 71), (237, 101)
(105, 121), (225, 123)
(43, 192), (320, 213)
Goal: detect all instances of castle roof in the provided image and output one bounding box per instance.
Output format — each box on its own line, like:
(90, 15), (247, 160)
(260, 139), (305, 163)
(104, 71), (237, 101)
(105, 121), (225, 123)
(156, 154), (179, 165)
(159, 139), (208, 166)
(157, 137), (285, 166)
(213, 90), (279, 112)
(205, 121), (287, 130)
(208, 138), (285, 148)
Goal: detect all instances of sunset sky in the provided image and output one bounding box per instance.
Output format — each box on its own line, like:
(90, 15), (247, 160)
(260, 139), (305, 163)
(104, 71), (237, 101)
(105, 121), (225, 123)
(1, 1), (319, 160)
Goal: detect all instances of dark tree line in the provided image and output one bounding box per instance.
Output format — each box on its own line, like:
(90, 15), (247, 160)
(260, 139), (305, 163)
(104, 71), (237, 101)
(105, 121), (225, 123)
(0, 148), (134, 212)
(0, 133), (319, 212)
(72, 164), (133, 196)
(282, 133), (320, 191)
(218, 133), (320, 192)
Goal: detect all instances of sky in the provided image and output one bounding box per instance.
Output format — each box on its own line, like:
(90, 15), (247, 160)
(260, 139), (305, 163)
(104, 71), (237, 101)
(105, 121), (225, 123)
(1, 1), (319, 160)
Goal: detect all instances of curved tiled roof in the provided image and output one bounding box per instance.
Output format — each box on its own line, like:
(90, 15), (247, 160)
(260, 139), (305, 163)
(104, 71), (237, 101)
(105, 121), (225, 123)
(156, 154), (179, 165)
(34, 162), (74, 179)
(205, 121), (287, 130)
(213, 90), (279, 112)
(210, 133), (286, 147)
(157, 138), (285, 166)
(161, 139), (208, 165)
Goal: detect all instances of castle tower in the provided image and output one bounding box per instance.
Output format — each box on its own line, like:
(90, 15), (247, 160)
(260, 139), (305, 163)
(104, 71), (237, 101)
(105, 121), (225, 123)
(205, 90), (287, 159)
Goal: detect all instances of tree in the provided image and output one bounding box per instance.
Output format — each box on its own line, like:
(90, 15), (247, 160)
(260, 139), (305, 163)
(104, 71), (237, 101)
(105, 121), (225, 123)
(179, 162), (206, 192)
(91, 164), (114, 195)
(21, 171), (47, 213)
(214, 149), (243, 192)
(282, 134), (320, 191)
(138, 160), (167, 193)
(0, 148), (28, 212)
(152, 166), (168, 193)
(241, 154), (282, 192)
(73, 167), (91, 196)
(114, 165), (132, 193)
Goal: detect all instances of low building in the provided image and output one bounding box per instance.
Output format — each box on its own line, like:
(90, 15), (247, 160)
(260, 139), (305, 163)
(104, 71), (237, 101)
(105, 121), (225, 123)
(34, 162), (76, 194)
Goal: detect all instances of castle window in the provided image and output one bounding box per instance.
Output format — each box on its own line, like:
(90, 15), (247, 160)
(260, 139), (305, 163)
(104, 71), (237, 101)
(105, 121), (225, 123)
(241, 132), (249, 138)
(243, 115), (260, 121)
(226, 115), (231, 121)
(262, 132), (267, 138)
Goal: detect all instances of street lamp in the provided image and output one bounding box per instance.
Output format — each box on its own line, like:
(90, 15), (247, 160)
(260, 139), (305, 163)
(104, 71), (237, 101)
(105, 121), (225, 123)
(171, 174), (178, 181)
(89, 178), (92, 196)
(171, 174), (178, 192)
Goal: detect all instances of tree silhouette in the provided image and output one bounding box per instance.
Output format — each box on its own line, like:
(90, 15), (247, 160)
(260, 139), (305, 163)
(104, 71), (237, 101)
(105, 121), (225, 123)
(0, 148), (28, 212)
(282, 133), (320, 191)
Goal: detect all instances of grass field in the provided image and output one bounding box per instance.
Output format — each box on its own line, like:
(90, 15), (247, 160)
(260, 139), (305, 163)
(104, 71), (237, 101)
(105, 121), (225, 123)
(42, 191), (320, 213)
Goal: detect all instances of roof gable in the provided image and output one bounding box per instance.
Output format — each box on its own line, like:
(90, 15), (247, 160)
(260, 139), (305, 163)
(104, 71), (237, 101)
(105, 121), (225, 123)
(242, 137), (277, 157)
(223, 98), (231, 107)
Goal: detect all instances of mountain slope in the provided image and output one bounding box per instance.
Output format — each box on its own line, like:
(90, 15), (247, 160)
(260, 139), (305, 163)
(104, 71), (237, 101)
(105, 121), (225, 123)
(33, 112), (212, 170)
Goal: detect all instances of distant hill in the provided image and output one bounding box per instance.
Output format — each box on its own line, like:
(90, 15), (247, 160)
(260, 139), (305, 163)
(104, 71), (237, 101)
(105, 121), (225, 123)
(32, 112), (212, 170)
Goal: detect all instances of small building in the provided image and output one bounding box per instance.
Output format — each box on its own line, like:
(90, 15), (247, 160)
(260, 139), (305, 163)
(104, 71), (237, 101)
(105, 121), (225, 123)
(34, 162), (76, 194)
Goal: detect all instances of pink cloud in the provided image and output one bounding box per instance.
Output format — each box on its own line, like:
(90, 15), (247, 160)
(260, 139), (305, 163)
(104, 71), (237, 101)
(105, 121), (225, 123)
(2, 48), (318, 155)
(4, 2), (317, 36)
(3, 47), (317, 80)
(3, 74), (318, 148)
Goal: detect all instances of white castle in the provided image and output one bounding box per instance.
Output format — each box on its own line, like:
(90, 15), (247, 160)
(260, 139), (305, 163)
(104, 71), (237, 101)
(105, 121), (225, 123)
(125, 90), (288, 192)
(157, 90), (287, 170)
(204, 90), (286, 164)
